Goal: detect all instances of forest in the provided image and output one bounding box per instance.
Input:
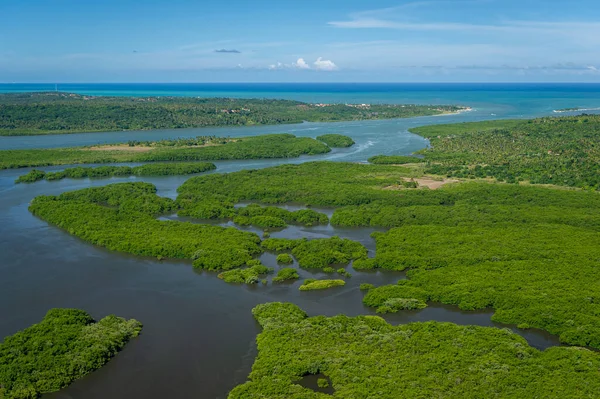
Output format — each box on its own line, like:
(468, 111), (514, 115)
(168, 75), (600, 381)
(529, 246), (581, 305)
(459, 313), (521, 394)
(410, 115), (600, 189)
(261, 237), (367, 269)
(29, 182), (263, 271)
(0, 92), (463, 136)
(175, 162), (600, 347)
(315, 134), (355, 148)
(299, 279), (346, 291)
(0, 308), (141, 399)
(27, 161), (600, 348)
(21, 112), (600, 397)
(0, 133), (336, 169)
(228, 302), (600, 398)
(15, 162), (216, 183)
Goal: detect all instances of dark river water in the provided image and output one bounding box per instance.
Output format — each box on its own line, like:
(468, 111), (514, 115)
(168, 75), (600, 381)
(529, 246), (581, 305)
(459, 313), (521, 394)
(0, 107), (572, 398)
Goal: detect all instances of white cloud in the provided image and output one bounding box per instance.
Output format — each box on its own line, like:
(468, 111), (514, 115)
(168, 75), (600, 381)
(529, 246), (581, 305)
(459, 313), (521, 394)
(314, 57), (338, 71)
(294, 58), (310, 69)
(267, 57), (338, 71)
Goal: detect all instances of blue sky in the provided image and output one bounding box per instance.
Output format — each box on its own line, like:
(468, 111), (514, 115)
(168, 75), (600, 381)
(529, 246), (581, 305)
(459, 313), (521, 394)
(1, 0), (600, 82)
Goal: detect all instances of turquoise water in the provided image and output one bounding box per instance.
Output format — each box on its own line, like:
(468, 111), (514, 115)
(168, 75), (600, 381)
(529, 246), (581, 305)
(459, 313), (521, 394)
(3, 83), (600, 152)
(3, 83), (600, 118)
(0, 83), (596, 398)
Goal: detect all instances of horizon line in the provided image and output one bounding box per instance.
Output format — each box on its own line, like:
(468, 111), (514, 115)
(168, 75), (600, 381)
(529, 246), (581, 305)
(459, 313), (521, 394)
(3, 81), (600, 85)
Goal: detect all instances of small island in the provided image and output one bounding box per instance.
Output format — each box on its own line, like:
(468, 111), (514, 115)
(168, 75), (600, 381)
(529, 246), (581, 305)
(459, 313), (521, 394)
(1, 133), (340, 170)
(0, 308), (141, 398)
(299, 279), (346, 291)
(15, 162), (216, 183)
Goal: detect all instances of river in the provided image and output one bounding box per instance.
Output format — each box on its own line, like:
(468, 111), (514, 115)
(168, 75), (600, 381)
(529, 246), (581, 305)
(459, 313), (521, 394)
(0, 98), (593, 398)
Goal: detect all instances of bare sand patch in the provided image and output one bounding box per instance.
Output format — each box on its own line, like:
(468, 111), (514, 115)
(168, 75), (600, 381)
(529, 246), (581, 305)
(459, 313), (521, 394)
(87, 144), (154, 152)
(86, 142), (226, 152)
(412, 177), (458, 189)
(383, 177), (459, 190)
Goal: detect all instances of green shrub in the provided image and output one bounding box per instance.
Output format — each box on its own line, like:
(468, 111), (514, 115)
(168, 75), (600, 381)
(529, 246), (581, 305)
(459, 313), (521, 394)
(261, 238), (301, 252)
(15, 169), (46, 183)
(249, 215), (287, 229)
(290, 237), (368, 270)
(218, 264), (273, 284)
(276, 253), (294, 264)
(299, 279), (346, 291)
(316, 134), (355, 148)
(360, 283), (375, 291)
(353, 258), (378, 270)
(376, 298), (428, 313)
(233, 204), (328, 227)
(272, 268), (300, 282)
(0, 308), (141, 398)
(317, 378), (330, 388)
(337, 268), (352, 278)
(363, 284), (430, 309)
(251, 302), (307, 328)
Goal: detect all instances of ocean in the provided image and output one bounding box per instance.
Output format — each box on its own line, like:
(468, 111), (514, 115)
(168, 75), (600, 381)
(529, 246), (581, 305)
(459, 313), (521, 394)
(0, 82), (597, 399)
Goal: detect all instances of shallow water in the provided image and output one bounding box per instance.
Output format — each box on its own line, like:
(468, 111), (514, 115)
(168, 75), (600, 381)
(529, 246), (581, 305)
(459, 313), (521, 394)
(0, 88), (594, 398)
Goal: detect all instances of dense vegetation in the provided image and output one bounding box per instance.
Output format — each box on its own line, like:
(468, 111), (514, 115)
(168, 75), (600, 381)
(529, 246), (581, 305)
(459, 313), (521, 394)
(217, 261), (273, 284)
(273, 268), (300, 282)
(0, 92), (462, 136)
(126, 135), (235, 148)
(177, 162), (413, 214)
(177, 161), (600, 228)
(276, 254), (294, 264)
(315, 134), (355, 148)
(229, 303), (600, 398)
(359, 222), (600, 346)
(15, 162), (216, 183)
(261, 237), (367, 270)
(28, 158), (600, 346)
(363, 283), (429, 313)
(1, 134), (332, 169)
(411, 115), (600, 189)
(0, 308), (141, 399)
(367, 155), (426, 164)
(359, 283), (375, 291)
(29, 182), (263, 271)
(299, 279), (346, 291)
(177, 161), (600, 346)
(233, 205), (329, 229)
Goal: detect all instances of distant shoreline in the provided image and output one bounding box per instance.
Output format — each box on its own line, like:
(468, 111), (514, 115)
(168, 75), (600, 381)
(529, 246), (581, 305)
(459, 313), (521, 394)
(0, 92), (468, 136)
(553, 107), (600, 113)
(432, 106), (473, 116)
